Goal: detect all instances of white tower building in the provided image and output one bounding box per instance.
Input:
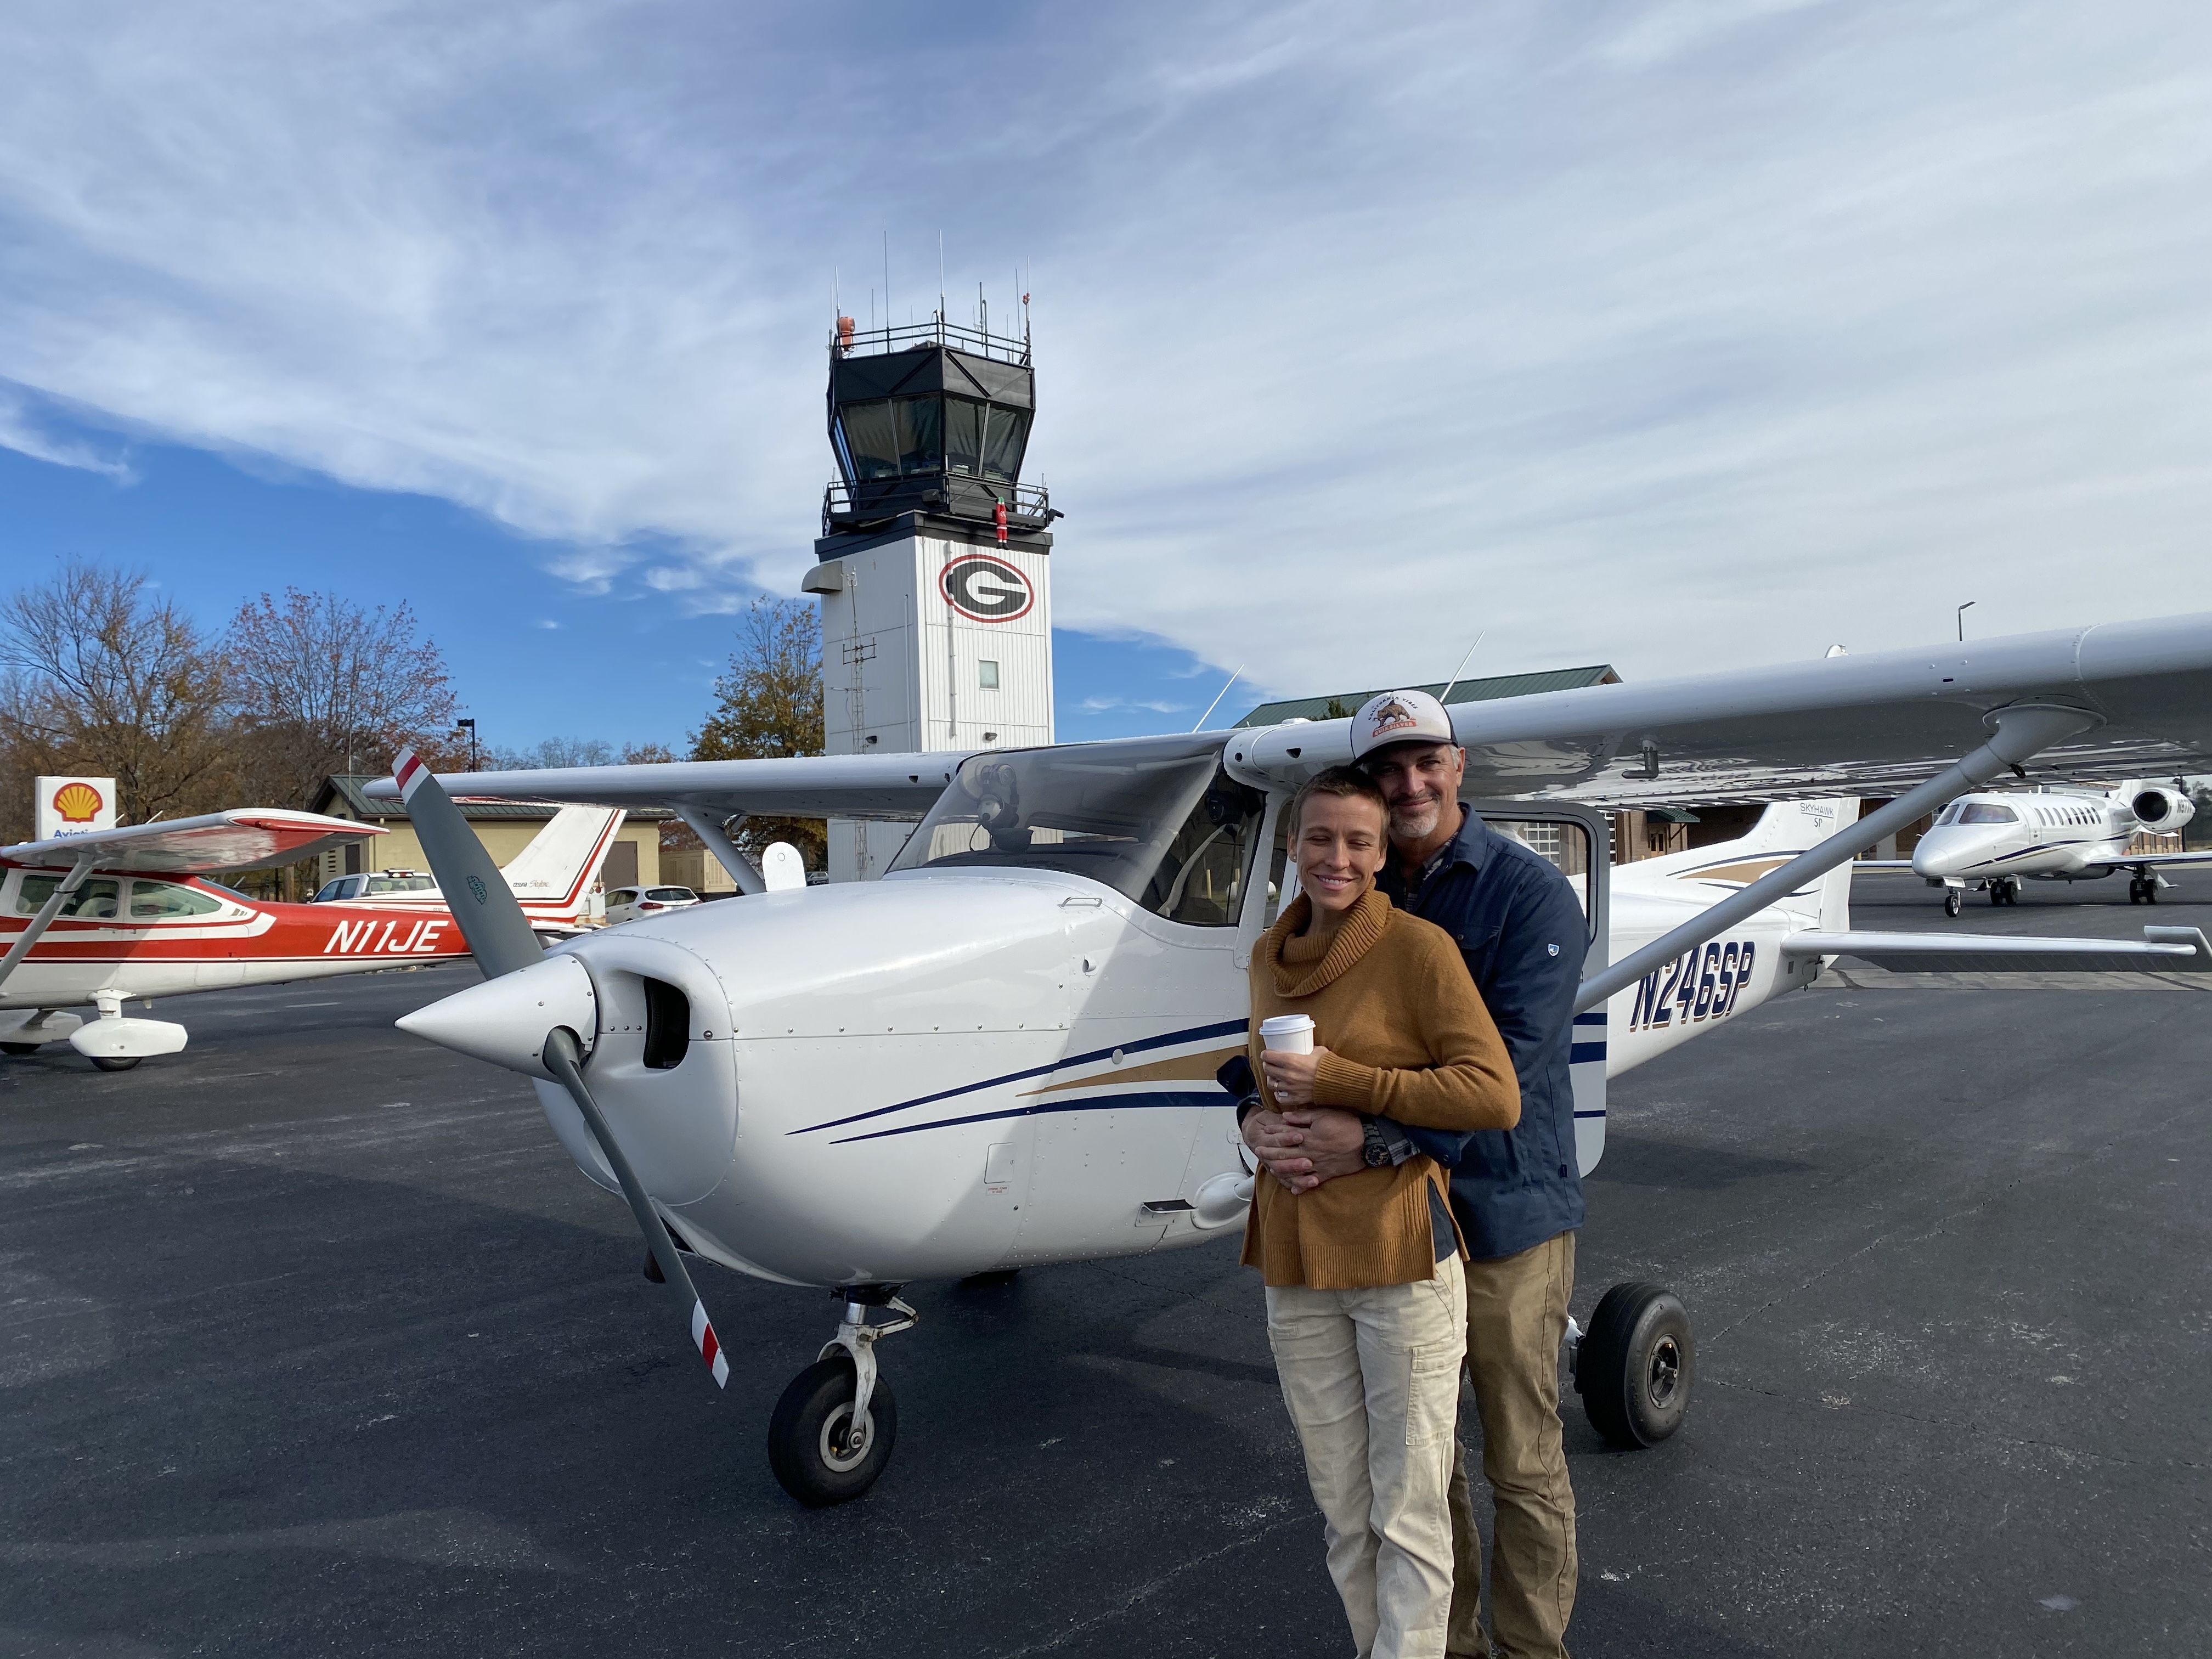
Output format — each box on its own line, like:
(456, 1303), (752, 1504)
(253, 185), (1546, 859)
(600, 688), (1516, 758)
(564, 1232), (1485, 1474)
(802, 311), (1060, 882)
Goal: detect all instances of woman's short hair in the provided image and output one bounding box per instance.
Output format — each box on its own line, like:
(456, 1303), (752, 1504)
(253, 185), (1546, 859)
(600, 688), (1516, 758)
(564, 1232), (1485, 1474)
(1292, 765), (1391, 833)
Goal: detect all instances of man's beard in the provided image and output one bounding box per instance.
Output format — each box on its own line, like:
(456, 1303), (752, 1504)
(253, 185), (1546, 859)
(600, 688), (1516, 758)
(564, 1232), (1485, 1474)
(1390, 796), (1442, 843)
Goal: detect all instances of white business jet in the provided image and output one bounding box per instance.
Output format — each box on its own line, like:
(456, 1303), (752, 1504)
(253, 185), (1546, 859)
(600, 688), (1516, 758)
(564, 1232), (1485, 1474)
(379, 613), (2212, 1505)
(1857, 780), (2212, 914)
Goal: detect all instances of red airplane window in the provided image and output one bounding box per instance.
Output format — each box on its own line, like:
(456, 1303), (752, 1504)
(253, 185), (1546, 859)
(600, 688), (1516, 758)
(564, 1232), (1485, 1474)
(15, 876), (122, 918)
(129, 882), (224, 921)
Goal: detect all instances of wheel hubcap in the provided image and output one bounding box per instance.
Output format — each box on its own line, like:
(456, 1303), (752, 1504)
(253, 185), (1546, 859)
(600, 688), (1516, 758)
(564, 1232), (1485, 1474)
(819, 1402), (872, 1472)
(1646, 1335), (1681, 1409)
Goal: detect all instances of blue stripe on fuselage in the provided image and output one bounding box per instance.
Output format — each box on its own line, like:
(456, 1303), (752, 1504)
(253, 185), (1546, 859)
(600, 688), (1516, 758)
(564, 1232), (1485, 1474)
(792, 1017), (1251, 1137)
(827, 1089), (1227, 1145)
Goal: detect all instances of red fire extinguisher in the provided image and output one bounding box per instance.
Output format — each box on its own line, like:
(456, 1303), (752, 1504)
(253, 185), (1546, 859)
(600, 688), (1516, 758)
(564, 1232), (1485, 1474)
(994, 500), (1009, 546)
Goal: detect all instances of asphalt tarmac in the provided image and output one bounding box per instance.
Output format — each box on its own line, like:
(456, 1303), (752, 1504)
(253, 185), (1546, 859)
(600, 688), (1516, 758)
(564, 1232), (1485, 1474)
(2, 867), (2208, 1657)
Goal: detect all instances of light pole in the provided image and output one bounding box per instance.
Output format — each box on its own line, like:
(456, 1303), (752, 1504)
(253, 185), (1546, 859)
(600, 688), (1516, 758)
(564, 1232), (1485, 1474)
(458, 718), (478, 772)
(1956, 601), (1976, 642)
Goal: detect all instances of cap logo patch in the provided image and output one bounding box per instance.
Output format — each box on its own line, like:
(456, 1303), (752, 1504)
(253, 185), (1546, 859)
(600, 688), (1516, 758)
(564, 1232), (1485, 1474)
(1368, 697), (1419, 738)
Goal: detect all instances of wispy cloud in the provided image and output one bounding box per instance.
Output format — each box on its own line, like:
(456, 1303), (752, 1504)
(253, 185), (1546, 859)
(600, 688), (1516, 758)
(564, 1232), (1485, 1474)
(1078, 693), (1188, 715)
(1, 2), (2209, 697)
(0, 384), (133, 481)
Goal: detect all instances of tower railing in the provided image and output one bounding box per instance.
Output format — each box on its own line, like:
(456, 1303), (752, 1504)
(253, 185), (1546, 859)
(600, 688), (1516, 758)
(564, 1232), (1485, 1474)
(830, 316), (1031, 367)
(822, 476), (1055, 537)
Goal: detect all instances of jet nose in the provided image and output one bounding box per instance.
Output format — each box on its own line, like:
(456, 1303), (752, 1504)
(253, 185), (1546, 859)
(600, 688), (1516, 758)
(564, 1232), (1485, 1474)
(397, 952), (596, 1080)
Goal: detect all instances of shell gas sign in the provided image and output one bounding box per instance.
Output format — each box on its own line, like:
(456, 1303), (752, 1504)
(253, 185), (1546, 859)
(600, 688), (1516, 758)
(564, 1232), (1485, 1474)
(35, 776), (119, 841)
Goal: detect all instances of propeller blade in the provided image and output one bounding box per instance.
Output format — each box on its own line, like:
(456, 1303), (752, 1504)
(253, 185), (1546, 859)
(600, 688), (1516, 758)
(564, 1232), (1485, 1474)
(393, 746), (729, 1391)
(392, 747), (541, 979)
(542, 1028), (728, 1389)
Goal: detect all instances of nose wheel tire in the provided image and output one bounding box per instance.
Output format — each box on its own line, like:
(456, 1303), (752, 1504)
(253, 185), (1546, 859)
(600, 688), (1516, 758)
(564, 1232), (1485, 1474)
(89, 1056), (143, 1073)
(1577, 1281), (1695, 1449)
(1943, 890), (1962, 918)
(768, 1356), (899, 1507)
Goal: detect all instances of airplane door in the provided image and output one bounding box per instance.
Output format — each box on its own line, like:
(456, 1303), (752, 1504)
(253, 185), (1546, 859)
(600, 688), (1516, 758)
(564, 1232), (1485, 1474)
(1463, 800), (1611, 1177)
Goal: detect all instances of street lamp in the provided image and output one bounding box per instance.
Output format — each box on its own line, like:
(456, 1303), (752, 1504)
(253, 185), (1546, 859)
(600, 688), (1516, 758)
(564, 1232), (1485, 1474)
(1956, 601), (1976, 642)
(457, 718), (478, 772)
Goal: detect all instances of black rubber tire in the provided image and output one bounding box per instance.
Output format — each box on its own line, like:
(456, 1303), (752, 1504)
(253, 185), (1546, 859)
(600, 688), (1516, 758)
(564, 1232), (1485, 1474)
(0, 1042), (40, 1056)
(89, 1055), (142, 1073)
(1943, 891), (1962, 918)
(2146, 883), (2160, 904)
(768, 1356), (898, 1508)
(1578, 1282), (1695, 1449)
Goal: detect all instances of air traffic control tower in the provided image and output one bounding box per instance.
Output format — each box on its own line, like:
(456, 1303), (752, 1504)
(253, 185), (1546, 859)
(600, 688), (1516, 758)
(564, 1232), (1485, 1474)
(801, 306), (1060, 882)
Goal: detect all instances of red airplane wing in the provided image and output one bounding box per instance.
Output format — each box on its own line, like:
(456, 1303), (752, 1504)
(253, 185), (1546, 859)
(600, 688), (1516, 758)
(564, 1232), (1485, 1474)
(2, 810), (385, 874)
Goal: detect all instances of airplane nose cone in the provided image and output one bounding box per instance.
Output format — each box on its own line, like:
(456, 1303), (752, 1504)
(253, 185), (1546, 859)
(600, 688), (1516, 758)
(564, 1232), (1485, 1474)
(396, 952), (596, 1080)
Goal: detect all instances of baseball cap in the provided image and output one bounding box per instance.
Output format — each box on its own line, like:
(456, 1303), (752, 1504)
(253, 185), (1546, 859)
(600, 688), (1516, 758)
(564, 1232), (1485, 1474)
(1350, 689), (1457, 761)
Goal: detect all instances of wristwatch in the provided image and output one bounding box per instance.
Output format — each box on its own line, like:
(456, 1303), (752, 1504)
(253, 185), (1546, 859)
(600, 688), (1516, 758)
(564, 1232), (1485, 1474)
(1361, 1117), (1393, 1169)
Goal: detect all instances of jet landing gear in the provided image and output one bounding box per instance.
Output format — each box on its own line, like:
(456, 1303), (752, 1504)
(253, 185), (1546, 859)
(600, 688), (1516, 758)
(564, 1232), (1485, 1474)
(768, 1285), (916, 1506)
(2129, 875), (2162, 905)
(1571, 1282), (1695, 1448)
(1943, 888), (1963, 918)
(1989, 877), (2022, 907)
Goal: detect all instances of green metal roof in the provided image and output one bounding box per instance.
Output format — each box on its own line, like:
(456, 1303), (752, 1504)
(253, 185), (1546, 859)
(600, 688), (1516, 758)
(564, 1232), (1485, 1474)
(1235, 664), (1621, 727)
(314, 776), (672, 822)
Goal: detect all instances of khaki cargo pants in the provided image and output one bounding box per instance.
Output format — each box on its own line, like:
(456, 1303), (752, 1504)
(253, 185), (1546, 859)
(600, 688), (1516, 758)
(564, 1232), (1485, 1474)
(1267, 1255), (1468, 1659)
(1445, 1231), (1578, 1659)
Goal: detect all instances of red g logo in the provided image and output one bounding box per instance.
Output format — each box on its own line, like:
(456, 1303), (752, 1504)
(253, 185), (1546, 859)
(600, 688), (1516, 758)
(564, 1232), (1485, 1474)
(940, 556), (1033, 623)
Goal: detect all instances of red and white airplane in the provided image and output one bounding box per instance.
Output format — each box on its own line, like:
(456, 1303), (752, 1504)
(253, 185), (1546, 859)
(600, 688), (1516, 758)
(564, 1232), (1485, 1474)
(0, 804), (622, 1070)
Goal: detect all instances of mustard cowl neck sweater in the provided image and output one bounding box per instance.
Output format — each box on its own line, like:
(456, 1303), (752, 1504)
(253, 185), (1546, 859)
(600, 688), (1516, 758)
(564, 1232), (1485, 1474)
(1242, 888), (1520, 1290)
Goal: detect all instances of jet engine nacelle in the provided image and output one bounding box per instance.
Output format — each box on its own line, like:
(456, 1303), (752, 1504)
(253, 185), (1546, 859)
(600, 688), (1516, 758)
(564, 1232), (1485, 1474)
(2125, 783), (2194, 834)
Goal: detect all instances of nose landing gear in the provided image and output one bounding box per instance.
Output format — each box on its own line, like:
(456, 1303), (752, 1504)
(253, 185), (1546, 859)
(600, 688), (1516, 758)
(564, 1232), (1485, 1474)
(768, 1285), (916, 1506)
(1943, 888), (1963, 917)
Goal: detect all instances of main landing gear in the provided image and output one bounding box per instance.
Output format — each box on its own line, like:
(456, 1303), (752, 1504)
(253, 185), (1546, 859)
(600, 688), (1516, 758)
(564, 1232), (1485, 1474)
(1988, 876), (2021, 907)
(768, 1285), (916, 1506)
(1571, 1282), (1696, 1448)
(2129, 875), (2162, 905)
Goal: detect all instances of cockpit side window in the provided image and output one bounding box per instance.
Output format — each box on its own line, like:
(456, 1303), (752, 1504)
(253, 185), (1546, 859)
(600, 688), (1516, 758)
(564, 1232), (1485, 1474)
(1956, 803), (2018, 825)
(891, 738), (1267, 926)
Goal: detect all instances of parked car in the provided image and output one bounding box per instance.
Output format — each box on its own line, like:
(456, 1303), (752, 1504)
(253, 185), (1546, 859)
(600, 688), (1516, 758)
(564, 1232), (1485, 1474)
(603, 884), (701, 926)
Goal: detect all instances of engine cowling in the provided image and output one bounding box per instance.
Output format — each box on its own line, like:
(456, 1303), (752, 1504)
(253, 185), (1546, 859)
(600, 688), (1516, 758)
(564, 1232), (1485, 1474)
(2128, 785), (2195, 834)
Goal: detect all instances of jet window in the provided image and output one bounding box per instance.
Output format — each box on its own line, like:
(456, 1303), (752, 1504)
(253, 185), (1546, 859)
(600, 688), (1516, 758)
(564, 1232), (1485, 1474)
(891, 736), (1267, 927)
(15, 876), (122, 918)
(1955, 803), (2018, 825)
(128, 881), (223, 920)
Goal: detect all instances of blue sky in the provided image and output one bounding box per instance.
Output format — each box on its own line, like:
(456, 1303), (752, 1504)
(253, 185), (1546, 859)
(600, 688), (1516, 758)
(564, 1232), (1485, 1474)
(4, 1), (2212, 755)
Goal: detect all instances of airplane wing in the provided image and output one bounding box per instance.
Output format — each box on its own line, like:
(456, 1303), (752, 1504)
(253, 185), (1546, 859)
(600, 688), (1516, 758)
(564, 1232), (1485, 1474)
(2076, 847), (2212, 869)
(359, 611), (2212, 817)
(1779, 926), (2212, 974)
(1850, 860), (1917, 871)
(361, 752), (972, 822)
(1, 810), (383, 874)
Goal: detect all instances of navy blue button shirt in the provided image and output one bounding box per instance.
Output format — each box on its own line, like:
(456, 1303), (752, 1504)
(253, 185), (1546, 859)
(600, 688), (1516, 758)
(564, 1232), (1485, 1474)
(1378, 806), (1587, 1260)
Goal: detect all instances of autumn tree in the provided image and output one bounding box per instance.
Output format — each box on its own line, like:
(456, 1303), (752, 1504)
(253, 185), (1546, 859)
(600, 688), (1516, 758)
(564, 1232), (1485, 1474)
(224, 589), (458, 805)
(692, 597), (826, 869)
(0, 561), (234, 838)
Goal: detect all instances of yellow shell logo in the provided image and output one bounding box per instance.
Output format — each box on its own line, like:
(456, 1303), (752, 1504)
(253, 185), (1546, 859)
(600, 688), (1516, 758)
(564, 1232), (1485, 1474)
(52, 781), (104, 823)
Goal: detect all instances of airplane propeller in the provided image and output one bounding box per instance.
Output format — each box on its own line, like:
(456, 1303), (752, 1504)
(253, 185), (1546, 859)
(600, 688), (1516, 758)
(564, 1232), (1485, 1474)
(388, 747), (730, 1390)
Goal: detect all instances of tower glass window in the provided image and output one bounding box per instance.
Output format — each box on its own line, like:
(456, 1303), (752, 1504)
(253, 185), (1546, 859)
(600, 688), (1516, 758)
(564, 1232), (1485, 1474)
(981, 408), (1030, 481)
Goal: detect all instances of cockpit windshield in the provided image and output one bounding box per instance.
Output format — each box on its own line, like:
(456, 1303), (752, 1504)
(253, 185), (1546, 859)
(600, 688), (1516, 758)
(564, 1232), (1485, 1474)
(889, 736), (1267, 927)
(1955, 803), (2019, 825)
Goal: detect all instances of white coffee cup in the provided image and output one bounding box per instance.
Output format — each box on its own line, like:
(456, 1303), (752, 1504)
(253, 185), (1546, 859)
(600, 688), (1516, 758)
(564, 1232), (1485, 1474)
(1259, 1013), (1314, 1054)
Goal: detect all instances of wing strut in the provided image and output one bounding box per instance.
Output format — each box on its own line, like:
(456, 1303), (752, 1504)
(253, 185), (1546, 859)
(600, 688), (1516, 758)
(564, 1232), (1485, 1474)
(1574, 704), (2097, 1013)
(676, 808), (765, 896)
(0, 851), (99, 997)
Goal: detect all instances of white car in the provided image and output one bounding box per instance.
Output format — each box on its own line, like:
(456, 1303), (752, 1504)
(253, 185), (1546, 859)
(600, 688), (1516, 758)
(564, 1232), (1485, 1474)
(603, 884), (701, 926)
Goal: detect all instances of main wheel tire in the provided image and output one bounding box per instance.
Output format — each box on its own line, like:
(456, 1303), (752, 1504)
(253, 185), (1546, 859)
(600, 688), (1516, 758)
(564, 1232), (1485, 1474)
(768, 1356), (898, 1508)
(0, 1042), (40, 1056)
(89, 1056), (142, 1073)
(1578, 1282), (1695, 1449)
(2146, 883), (2160, 904)
(1943, 891), (1962, 917)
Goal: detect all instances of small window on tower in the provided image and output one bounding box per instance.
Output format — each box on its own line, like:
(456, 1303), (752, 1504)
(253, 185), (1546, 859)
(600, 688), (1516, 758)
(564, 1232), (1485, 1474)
(979, 659), (1000, 689)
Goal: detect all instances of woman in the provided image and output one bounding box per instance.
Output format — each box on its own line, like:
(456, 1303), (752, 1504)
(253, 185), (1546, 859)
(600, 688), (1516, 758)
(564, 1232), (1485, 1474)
(1245, 765), (1520, 1659)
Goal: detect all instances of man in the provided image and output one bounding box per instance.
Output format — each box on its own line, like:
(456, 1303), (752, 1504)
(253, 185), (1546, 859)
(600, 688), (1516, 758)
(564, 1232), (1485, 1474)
(1244, 689), (1587, 1659)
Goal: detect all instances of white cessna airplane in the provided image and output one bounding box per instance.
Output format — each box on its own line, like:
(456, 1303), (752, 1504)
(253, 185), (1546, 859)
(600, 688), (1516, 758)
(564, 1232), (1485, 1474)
(380, 613), (2212, 1505)
(1857, 780), (2212, 913)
